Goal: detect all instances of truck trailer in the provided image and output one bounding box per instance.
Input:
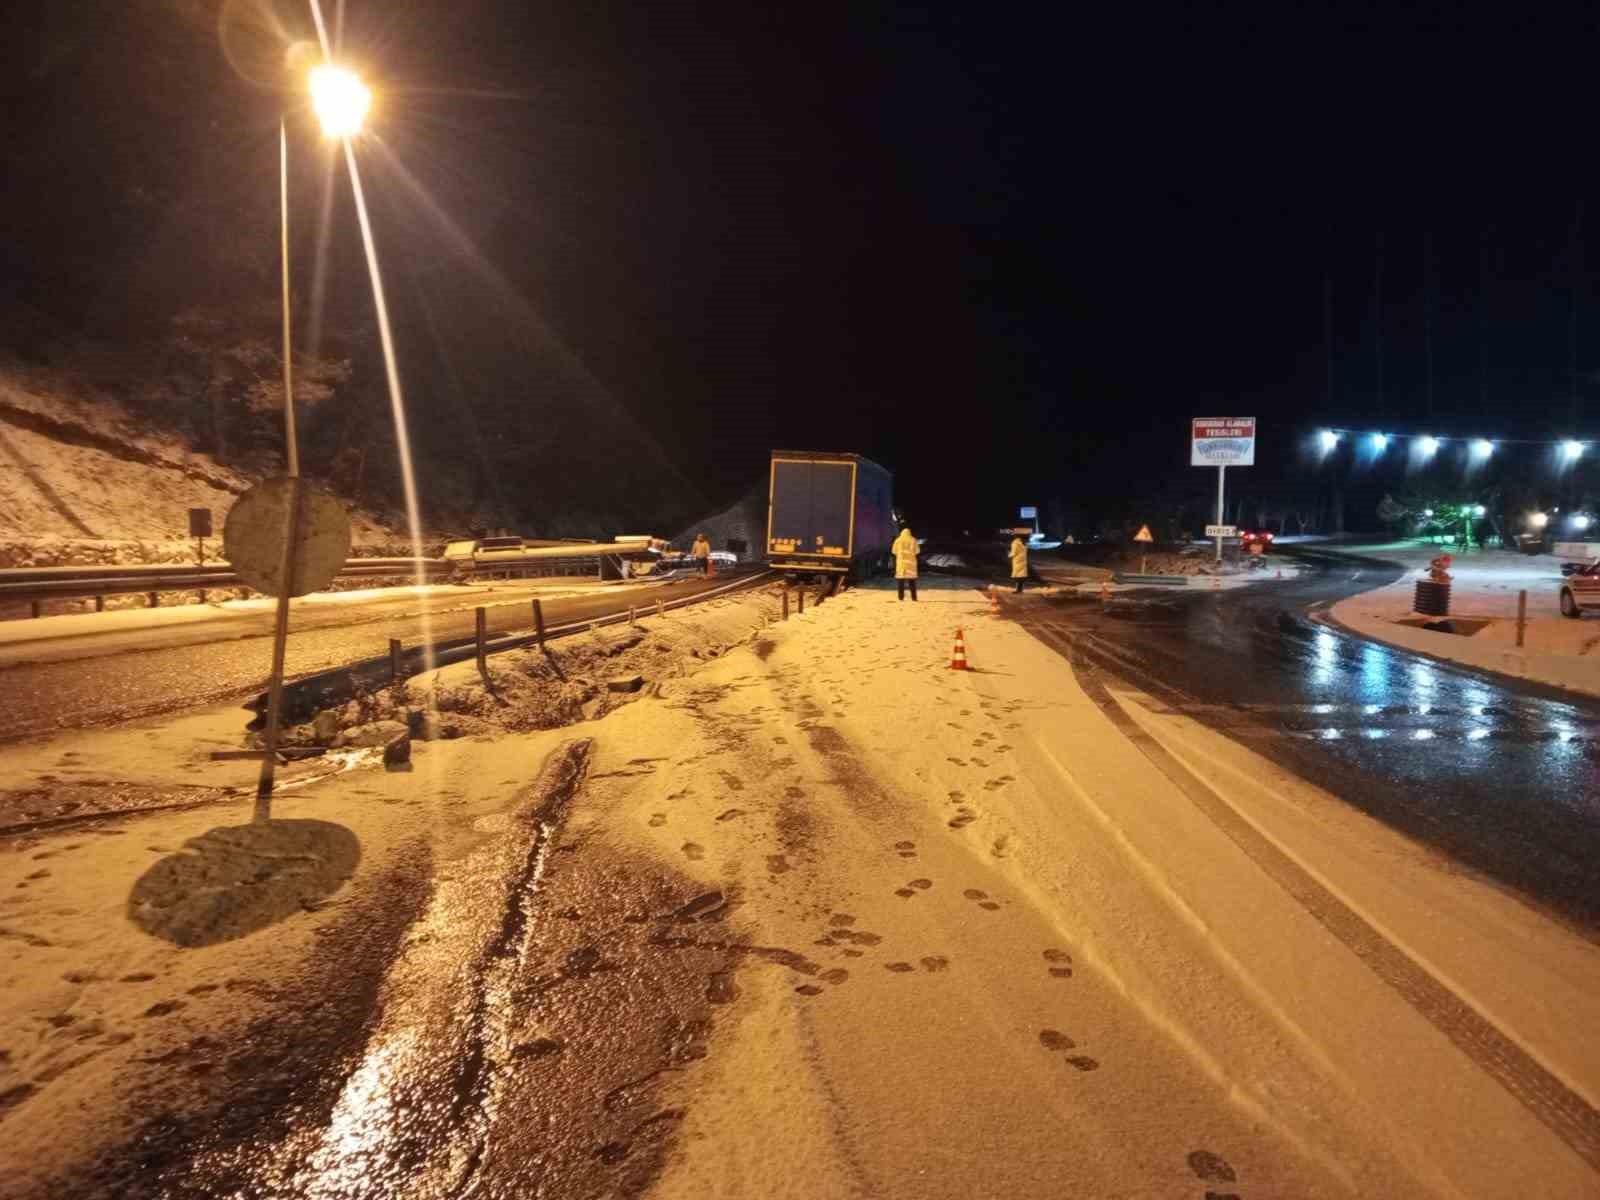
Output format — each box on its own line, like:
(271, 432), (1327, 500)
(766, 450), (894, 578)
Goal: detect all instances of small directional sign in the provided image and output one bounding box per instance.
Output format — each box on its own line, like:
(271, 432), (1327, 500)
(1205, 524), (1238, 538)
(1133, 525), (1154, 543)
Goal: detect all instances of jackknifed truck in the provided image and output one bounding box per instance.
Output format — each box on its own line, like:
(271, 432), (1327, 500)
(765, 450), (894, 580)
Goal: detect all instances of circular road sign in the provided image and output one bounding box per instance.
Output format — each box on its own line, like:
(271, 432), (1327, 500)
(224, 478), (351, 597)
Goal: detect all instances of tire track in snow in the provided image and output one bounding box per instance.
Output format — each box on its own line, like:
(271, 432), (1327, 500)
(1028, 621), (1600, 1177)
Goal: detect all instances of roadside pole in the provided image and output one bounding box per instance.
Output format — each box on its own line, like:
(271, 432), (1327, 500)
(1215, 464), (1225, 565)
(254, 120), (302, 823)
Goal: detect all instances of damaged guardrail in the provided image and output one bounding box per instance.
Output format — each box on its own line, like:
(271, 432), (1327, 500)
(243, 570), (777, 728)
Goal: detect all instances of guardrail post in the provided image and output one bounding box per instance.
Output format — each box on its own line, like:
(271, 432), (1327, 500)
(798, 587), (804, 614)
(1517, 589), (1528, 648)
(390, 638), (403, 684)
(656, 599), (664, 618)
(31, 600), (41, 619)
(532, 598), (546, 649)
(475, 607), (488, 677)
(782, 588), (789, 620)
(147, 591), (158, 609)
(198, 588), (207, 605)
(94, 595), (104, 612)
(629, 605), (636, 627)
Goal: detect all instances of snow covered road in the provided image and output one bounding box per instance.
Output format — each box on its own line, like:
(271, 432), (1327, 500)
(2, 577), (1597, 1196)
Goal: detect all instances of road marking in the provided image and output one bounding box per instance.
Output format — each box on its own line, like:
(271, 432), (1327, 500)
(1027, 622), (1600, 1176)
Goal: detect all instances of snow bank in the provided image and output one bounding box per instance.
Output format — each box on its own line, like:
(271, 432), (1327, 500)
(1327, 542), (1600, 697)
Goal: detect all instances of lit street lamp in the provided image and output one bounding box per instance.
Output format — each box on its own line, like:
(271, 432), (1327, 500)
(255, 63), (372, 818)
(310, 65), (371, 138)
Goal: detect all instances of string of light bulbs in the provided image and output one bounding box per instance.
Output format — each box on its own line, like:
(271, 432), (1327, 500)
(1317, 429), (1588, 460)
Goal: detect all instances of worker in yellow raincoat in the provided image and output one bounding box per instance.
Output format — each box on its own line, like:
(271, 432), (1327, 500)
(893, 526), (919, 601)
(1009, 534), (1029, 594)
(692, 532), (713, 577)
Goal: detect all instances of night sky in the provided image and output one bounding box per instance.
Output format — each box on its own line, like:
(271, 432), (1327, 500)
(4, 2), (1600, 532)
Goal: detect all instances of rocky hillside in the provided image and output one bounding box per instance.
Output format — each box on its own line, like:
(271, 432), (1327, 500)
(0, 361), (404, 568)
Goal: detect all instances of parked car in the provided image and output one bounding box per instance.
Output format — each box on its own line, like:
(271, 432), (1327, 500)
(1560, 562), (1600, 617)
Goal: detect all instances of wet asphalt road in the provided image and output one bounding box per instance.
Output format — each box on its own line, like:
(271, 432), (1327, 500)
(1022, 545), (1600, 936)
(0, 571), (757, 742)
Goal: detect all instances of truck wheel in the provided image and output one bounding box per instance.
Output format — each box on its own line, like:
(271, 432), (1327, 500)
(1561, 589), (1582, 618)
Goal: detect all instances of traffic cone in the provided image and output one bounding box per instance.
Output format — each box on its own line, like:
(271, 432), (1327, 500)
(949, 628), (969, 671)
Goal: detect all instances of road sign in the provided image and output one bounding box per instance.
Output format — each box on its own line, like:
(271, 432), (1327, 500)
(1019, 505), (1037, 519)
(188, 507), (213, 538)
(224, 478), (351, 597)
(1133, 525), (1154, 543)
(1205, 524), (1237, 538)
(1191, 417), (1256, 466)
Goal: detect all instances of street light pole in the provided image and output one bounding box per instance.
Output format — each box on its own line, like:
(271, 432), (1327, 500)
(254, 118), (305, 820)
(251, 67), (371, 820)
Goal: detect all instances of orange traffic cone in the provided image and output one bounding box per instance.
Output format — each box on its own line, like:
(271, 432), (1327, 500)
(950, 628), (969, 670)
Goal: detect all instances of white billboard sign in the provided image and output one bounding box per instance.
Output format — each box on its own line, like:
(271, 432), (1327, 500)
(1191, 417), (1256, 467)
(1019, 506), (1037, 519)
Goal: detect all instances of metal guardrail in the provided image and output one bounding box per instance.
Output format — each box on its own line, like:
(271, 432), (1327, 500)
(1111, 573), (1193, 585)
(246, 569), (778, 725)
(0, 543), (666, 609)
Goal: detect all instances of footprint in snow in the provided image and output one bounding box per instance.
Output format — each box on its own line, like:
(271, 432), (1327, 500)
(1038, 1029), (1099, 1071)
(1187, 1150), (1238, 1198)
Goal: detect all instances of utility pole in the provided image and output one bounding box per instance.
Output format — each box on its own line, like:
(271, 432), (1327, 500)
(1424, 229), (1435, 419)
(1479, 224), (1492, 417)
(1570, 200), (1585, 428)
(1373, 230), (1385, 419)
(1323, 269), (1334, 412)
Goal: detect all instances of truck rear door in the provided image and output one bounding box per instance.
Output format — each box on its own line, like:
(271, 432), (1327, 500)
(769, 458), (855, 560)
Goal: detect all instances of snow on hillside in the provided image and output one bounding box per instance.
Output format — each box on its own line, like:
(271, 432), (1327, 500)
(0, 365), (401, 566)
